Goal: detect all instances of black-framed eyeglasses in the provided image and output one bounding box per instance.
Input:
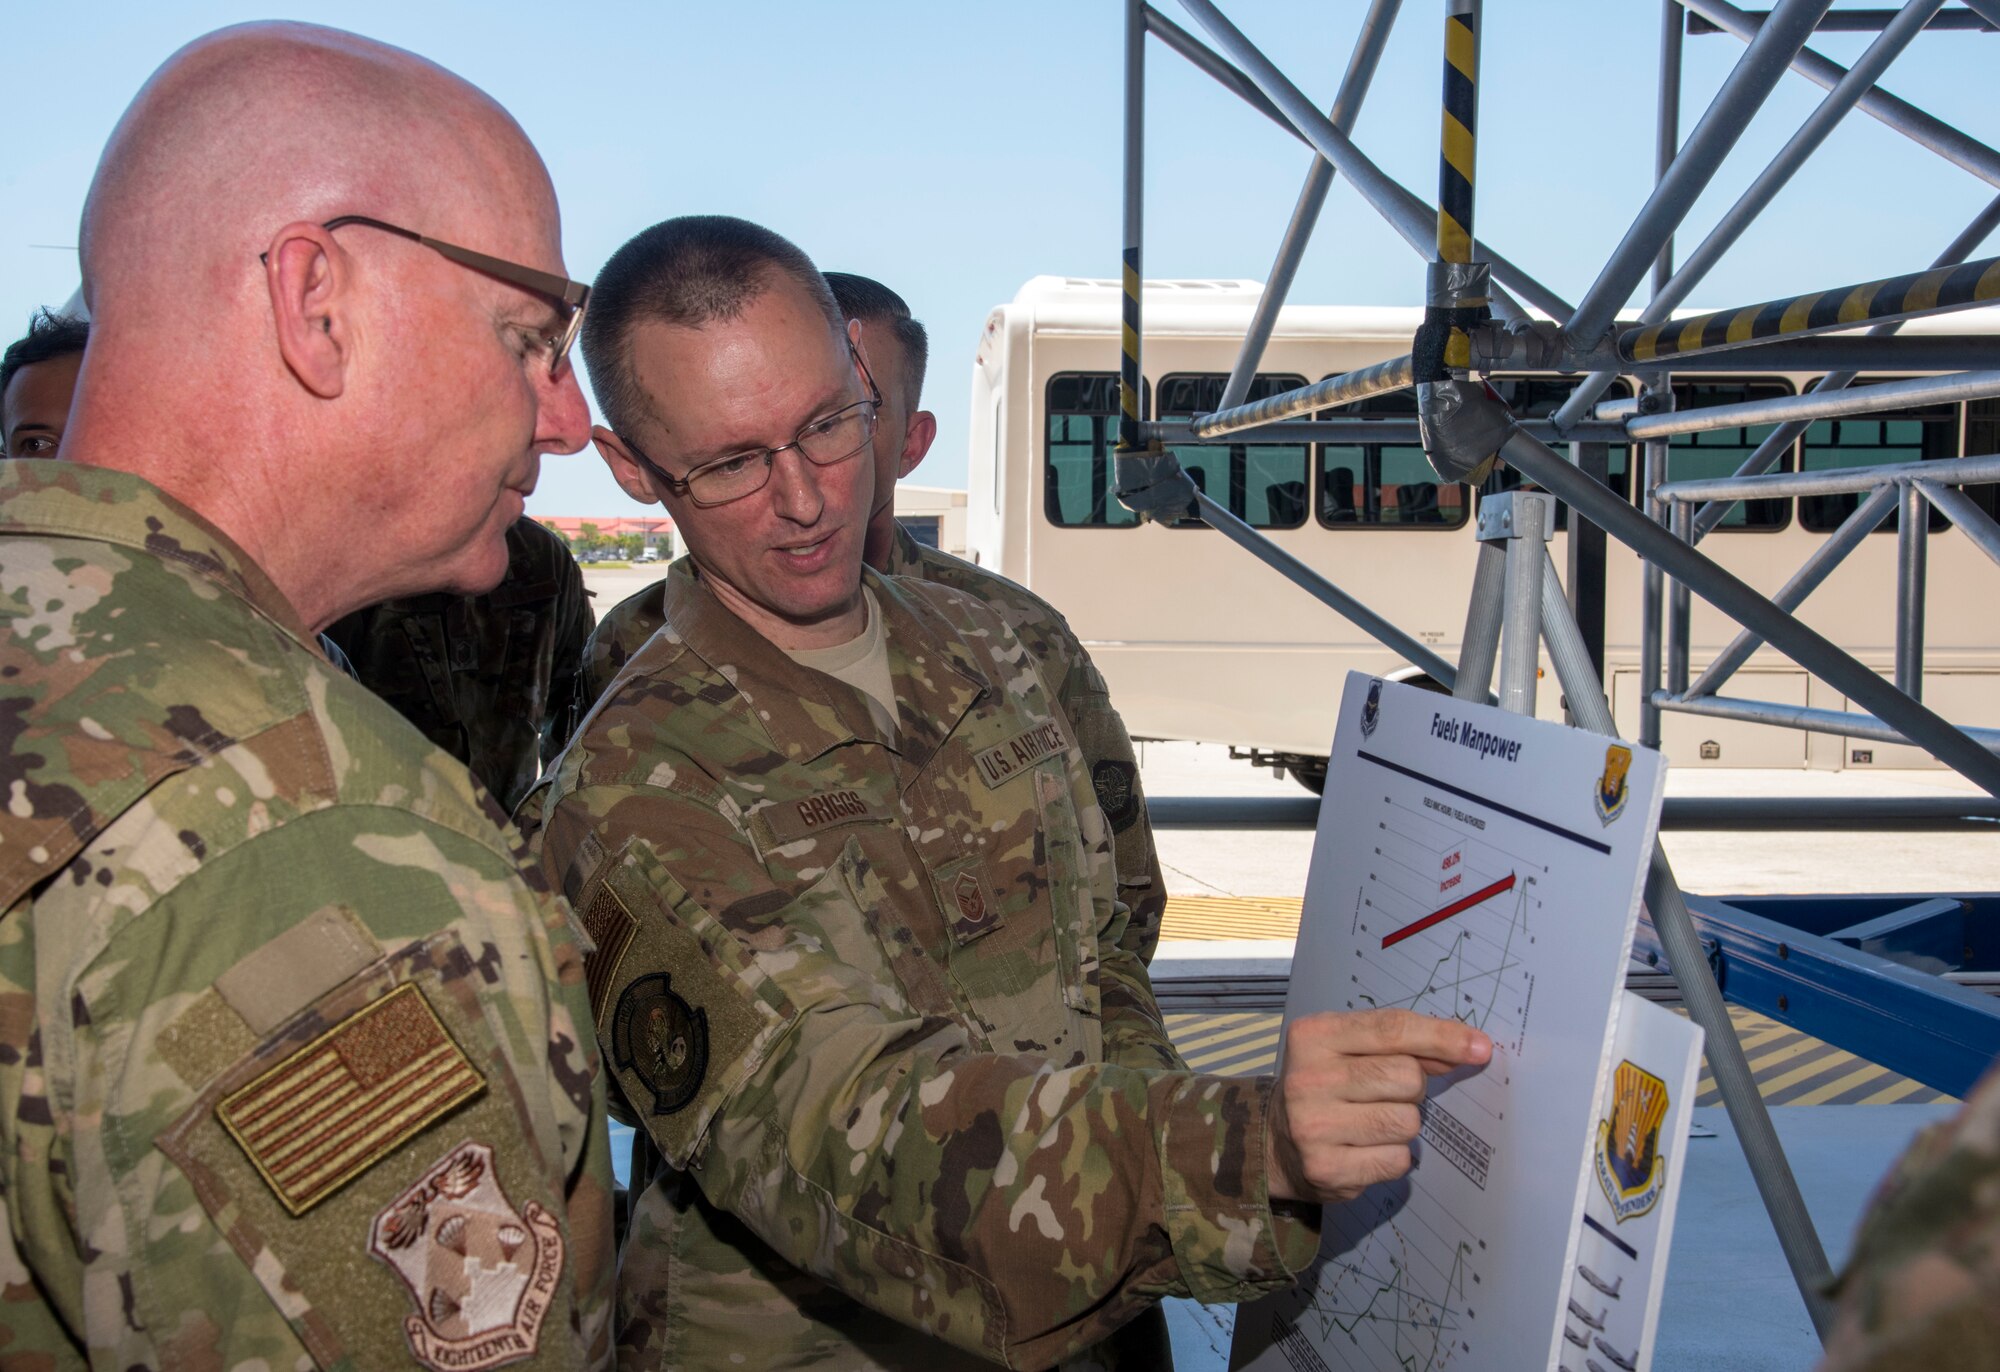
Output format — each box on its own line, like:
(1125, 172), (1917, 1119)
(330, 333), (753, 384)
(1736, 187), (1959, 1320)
(262, 214), (590, 377)
(624, 346), (883, 508)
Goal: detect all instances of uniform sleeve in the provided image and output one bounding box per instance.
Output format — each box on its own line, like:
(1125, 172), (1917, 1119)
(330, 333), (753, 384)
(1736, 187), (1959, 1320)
(1056, 644), (1170, 967)
(1816, 1059), (2000, 1371)
(7, 805), (615, 1372)
(541, 550), (598, 765)
(543, 782), (1315, 1371)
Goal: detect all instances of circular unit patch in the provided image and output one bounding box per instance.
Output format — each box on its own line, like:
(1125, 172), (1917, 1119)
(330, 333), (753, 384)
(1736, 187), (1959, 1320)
(611, 972), (710, 1116)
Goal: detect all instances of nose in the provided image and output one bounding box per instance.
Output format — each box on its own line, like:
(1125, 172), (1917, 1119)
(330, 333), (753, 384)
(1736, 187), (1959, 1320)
(767, 446), (825, 525)
(536, 364), (593, 455)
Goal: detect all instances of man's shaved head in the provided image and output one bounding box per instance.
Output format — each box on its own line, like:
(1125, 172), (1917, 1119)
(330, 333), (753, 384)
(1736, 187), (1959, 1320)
(63, 23), (590, 632)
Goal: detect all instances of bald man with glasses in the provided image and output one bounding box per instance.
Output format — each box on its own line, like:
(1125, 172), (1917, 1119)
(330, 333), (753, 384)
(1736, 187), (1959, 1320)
(0, 24), (616, 1370)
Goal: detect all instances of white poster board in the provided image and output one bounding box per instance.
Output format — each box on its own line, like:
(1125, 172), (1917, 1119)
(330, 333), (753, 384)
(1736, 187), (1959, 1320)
(1563, 993), (1703, 1372)
(1232, 674), (1666, 1372)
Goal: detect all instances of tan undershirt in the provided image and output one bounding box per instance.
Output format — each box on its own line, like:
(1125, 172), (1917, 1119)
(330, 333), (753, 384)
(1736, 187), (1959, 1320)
(786, 588), (897, 739)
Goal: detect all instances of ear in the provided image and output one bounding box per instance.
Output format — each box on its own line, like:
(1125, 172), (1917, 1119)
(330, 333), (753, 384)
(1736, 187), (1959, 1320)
(265, 222), (350, 399)
(899, 410), (937, 479)
(592, 425), (672, 506)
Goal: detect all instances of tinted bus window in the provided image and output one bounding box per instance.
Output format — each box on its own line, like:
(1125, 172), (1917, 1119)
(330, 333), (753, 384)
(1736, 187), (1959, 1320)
(1655, 379), (1795, 530)
(1800, 377), (1956, 532)
(1478, 376), (1635, 532)
(1316, 387), (1470, 529)
(1960, 396), (2000, 520)
(1044, 373), (1142, 527)
(1156, 373), (1311, 529)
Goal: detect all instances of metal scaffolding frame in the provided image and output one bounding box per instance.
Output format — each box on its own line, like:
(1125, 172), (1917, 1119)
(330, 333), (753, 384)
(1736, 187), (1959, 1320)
(1109, 0), (2000, 1341)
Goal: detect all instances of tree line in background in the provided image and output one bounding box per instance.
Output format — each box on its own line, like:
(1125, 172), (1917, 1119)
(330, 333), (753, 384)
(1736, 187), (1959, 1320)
(541, 520), (649, 561)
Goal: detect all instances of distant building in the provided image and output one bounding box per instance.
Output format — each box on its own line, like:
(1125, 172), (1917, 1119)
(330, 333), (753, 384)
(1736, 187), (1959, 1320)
(894, 485), (967, 558)
(536, 514), (679, 561)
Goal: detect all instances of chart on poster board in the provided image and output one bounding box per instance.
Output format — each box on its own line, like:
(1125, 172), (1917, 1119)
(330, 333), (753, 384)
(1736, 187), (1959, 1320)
(1231, 674), (1667, 1372)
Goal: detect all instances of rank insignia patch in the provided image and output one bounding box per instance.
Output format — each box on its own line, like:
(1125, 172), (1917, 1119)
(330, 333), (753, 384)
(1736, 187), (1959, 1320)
(1594, 744), (1633, 826)
(370, 1141), (565, 1372)
(218, 983), (484, 1215)
(1594, 1059), (1669, 1223)
(1361, 678), (1383, 738)
(612, 973), (710, 1116)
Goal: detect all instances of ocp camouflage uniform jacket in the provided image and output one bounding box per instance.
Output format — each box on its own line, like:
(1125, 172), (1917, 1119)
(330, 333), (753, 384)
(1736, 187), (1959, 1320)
(327, 515), (595, 812)
(1818, 1057), (2000, 1371)
(576, 522), (1171, 965)
(528, 559), (1315, 1370)
(0, 462), (614, 1370)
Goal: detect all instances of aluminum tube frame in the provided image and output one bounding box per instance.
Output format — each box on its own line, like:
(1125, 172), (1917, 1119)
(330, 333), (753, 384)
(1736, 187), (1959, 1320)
(1500, 425), (2000, 794)
(1683, 484), (1899, 698)
(1145, 417), (1633, 445)
(1678, 0), (2000, 190)
(1660, 450), (2000, 502)
(1174, 0), (1549, 325)
(1690, 191), (2000, 537)
(1120, 0), (1146, 454)
(1655, 0), (1685, 297)
(1455, 541), (1507, 703)
(1916, 478), (2000, 568)
(1497, 496), (1547, 714)
(1148, 6), (1566, 322)
(1554, 0), (1835, 429)
(1669, 500), (1694, 694)
(1534, 553), (1837, 1338)
(1187, 489), (1468, 689)
(1629, 369), (2000, 440)
(1645, 0), (1944, 327)
(1641, 446), (1669, 750)
(1192, 354), (1415, 439)
(1655, 691), (2000, 751)
(1219, 0), (1403, 411)
(1898, 482), (1929, 699)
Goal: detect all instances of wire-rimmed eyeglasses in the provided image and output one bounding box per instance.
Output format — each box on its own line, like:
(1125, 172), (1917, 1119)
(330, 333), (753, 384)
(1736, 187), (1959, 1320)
(623, 346), (883, 508)
(262, 214), (590, 377)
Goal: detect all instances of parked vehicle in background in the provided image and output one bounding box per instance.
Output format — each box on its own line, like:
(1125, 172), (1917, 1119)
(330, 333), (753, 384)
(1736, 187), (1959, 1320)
(964, 277), (2000, 789)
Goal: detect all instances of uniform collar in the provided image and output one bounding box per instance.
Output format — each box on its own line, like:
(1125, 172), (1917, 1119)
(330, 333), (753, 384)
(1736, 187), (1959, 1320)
(664, 558), (990, 778)
(0, 459), (316, 647)
(885, 520), (926, 578)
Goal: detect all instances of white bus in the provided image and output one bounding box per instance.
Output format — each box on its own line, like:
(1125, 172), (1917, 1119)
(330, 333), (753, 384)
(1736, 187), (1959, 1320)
(964, 277), (2000, 787)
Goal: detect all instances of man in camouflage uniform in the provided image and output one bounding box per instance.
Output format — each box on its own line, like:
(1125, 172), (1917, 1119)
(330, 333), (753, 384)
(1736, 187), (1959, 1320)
(328, 514), (595, 810)
(528, 215), (1491, 1370)
(0, 25), (615, 1369)
(1816, 1059), (2000, 1370)
(579, 271), (1171, 963)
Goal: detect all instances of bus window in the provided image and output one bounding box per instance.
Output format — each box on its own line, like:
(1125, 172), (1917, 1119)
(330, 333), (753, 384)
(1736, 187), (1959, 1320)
(1044, 373), (1142, 527)
(1156, 373), (1311, 529)
(1961, 396), (2000, 520)
(1654, 378), (1795, 531)
(1800, 378), (1957, 532)
(1315, 387), (1470, 529)
(1479, 376), (1636, 531)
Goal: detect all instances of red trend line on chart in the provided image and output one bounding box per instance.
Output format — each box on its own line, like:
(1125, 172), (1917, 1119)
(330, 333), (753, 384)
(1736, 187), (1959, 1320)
(1381, 872), (1518, 950)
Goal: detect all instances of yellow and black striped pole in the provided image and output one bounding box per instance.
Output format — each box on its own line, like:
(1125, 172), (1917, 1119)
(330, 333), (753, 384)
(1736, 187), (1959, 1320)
(1624, 253), (2000, 364)
(1437, 0), (1481, 375)
(1118, 0), (1146, 456)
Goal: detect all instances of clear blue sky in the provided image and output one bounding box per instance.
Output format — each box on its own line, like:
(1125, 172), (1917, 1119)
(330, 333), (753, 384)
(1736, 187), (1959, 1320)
(5, 3), (1997, 517)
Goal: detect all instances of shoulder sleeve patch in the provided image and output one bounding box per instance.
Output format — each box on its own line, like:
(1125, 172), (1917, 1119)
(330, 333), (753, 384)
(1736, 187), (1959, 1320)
(217, 983), (484, 1216)
(576, 879), (637, 1034)
(214, 904), (377, 1035)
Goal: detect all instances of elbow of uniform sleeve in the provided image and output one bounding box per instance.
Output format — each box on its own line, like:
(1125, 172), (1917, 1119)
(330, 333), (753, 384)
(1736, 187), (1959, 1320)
(1155, 1072), (1321, 1303)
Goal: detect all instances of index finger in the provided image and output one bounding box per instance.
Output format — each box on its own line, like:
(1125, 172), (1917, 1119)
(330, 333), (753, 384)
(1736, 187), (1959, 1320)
(1299, 1008), (1493, 1068)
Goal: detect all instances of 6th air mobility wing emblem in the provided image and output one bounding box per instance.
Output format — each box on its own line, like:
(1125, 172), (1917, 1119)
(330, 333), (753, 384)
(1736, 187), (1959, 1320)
(1594, 1060), (1669, 1222)
(1361, 678), (1382, 738)
(1595, 743), (1632, 826)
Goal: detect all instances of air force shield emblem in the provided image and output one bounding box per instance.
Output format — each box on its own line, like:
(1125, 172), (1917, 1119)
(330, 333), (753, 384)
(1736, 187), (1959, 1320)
(1594, 1060), (1669, 1223)
(1361, 678), (1383, 738)
(1594, 744), (1632, 826)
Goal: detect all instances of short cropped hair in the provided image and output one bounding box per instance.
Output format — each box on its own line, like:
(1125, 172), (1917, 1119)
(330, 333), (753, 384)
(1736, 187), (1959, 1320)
(583, 215), (842, 439)
(824, 272), (928, 408)
(0, 310), (89, 403)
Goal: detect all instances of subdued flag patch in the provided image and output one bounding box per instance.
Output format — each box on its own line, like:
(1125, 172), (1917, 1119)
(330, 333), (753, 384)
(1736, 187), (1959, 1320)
(218, 983), (485, 1215)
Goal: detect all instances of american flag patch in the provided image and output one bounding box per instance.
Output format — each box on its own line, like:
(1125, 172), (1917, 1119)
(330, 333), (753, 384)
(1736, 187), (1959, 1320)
(217, 984), (485, 1216)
